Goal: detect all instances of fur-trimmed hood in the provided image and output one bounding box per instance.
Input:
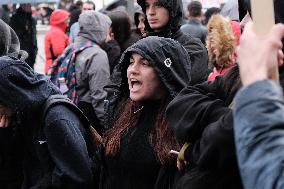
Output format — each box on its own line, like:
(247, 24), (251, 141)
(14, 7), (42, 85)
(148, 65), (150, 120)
(206, 14), (236, 70)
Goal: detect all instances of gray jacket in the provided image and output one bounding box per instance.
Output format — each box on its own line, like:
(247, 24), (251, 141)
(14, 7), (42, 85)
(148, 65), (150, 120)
(233, 80), (284, 189)
(181, 18), (207, 44)
(74, 11), (111, 124)
(69, 22), (79, 43)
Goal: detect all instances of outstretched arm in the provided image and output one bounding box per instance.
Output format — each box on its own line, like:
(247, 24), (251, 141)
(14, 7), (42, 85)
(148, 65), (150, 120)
(234, 22), (284, 189)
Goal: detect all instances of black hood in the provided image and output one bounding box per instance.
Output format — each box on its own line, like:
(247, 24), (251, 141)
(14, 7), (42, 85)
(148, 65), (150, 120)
(0, 56), (60, 115)
(117, 36), (191, 99)
(137, 0), (184, 37)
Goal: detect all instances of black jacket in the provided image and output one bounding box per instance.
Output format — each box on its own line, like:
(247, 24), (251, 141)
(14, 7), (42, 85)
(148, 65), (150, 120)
(102, 36), (191, 189)
(101, 39), (121, 74)
(0, 56), (93, 189)
(10, 7), (37, 67)
(166, 66), (243, 189)
(137, 0), (209, 85)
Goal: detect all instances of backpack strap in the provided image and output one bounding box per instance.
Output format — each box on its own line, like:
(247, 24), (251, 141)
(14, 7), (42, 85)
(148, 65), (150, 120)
(41, 95), (102, 155)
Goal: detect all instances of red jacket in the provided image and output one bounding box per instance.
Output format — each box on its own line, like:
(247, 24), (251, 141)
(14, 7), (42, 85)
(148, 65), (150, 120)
(208, 67), (232, 81)
(45, 9), (70, 73)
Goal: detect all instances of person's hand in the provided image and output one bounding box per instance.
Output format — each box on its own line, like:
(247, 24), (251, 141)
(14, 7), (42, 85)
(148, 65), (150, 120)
(177, 158), (188, 171)
(0, 114), (10, 128)
(0, 105), (12, 128)
(238, 22), (284, 86)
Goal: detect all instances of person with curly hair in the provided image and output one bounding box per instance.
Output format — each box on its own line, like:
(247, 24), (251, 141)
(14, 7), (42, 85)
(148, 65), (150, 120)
(207, 14), (240, 81)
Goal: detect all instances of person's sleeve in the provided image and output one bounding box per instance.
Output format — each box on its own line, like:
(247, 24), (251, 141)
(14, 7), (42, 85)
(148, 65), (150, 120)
(233, 80), (284, 189)
(44, 115), (93, 188)
(87, 50), (110, 124)
(184, 111), (235, 169)
(166, 80), (228, 143)
(44, 35), (52, 65)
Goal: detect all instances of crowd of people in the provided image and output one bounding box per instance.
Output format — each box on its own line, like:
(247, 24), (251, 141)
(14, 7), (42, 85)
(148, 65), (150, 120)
(0, 0), (284, 189)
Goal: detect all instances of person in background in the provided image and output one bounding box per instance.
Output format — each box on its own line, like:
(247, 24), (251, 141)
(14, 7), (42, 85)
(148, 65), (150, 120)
(68, 0), (83, 31)
(101, 23), (121, 75)
(220, 0), (239, 21)
(207, 14), (239, 81)
(49, 11), (111, 134)
(101, 10), (141, 75)
(0, 5), (11, 24)
(10, 3), (37, 68)
(181, 1), (207, 44)
(69, 1), (95, 43)
(202, 7), (221, 25)
(44, 9), (70, 73)
(137, 0), (208, 85)
(134, 6), (146, 36)
(107, 10), (141, 54)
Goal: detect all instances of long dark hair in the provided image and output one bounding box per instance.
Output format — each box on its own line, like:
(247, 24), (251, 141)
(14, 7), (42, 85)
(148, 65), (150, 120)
(107, 10), (131, 49)
(104, 97), (179, 165)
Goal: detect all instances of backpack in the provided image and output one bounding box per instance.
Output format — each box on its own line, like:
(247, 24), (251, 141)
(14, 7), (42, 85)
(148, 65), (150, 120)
(41, 94), (102, 154)
(48, 41), (98, 104)
(36, 94), (102, 188)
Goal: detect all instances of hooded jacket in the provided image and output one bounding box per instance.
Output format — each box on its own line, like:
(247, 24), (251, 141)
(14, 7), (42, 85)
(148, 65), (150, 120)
(74, 11), (111, 128)
(137, 0), (208, 85)
(0, 19), (27, 189)
(0, 56), (94, 188)
(104, 36), (191, 131)
(45, 9), (70, 73)
(102, 36), (191, 189)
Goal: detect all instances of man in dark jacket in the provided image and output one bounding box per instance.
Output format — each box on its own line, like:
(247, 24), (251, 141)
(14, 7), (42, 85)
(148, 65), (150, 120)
(10, 4), (38, 68)
(137, 0), (208, 85)
(181, 1), (207, 44)
(0, 56), (94, 188)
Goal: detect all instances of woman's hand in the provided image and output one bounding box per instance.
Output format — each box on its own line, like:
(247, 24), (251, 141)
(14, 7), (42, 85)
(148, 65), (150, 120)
(0, 105), (12, 128)
(0, 114), (10, 128)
